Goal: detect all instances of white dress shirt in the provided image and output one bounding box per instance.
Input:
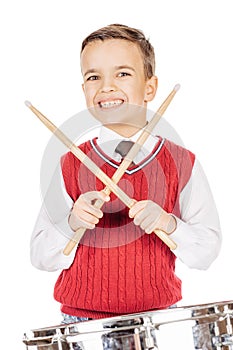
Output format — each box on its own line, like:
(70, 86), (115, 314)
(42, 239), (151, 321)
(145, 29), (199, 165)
(30, 126), (222, 272)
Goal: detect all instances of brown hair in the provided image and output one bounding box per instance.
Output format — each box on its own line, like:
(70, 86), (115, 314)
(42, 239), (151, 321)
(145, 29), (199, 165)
(81, 24), (155, 79)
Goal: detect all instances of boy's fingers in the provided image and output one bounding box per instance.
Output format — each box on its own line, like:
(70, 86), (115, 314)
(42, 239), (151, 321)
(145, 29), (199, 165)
(99, 190), (111, 202)
(74, 201), (103, 219)
(78, 210), (100, 225)
(129, 200), (147, 218)
(81, 191), (110, 204)
(74, 191), (110, 218)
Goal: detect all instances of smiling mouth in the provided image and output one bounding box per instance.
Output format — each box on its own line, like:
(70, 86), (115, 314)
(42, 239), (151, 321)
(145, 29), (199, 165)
(98, 99), (124, 109)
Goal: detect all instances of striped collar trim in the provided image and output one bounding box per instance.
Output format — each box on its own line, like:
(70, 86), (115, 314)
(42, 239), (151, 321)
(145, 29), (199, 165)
(90, 137), (165, 175)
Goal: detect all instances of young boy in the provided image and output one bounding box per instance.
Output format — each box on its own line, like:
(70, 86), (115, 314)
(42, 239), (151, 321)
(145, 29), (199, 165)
(31, 24), (221, 323)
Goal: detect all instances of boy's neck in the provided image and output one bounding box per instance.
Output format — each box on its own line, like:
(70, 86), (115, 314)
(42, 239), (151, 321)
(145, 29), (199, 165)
(105, 122), (147, 138)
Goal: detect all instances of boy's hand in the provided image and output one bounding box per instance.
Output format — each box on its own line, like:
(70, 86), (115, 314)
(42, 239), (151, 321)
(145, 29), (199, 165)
(69, 191), (110, 231)
(129, 200), (176, 234)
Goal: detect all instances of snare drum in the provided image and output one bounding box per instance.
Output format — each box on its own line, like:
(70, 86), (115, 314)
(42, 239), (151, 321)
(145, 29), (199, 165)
(23, 314), (157, 350)
(23, 300), (233, 350)
(150, 300), (233, 349)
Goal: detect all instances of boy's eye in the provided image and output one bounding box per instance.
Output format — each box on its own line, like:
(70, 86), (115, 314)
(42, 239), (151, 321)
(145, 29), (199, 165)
(87, 75), (99, 81)
(118, 72), (131, 77)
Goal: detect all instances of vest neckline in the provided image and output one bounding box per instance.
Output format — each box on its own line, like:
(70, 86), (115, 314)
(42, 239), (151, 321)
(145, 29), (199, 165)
(89, 136), (165, 175)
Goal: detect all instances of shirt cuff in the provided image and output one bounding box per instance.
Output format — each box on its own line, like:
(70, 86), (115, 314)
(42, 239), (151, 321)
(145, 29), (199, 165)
(168, 217), (221, 270)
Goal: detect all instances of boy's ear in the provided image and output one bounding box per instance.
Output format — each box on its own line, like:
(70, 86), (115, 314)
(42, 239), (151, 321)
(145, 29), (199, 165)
(144, 76), (158, 102)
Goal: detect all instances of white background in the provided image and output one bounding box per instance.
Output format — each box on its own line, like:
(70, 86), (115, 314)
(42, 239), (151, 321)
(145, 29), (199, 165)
(1, 0), (232, 348)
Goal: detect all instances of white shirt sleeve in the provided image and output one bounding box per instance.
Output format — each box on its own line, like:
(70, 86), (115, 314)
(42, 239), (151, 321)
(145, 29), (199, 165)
(170, 158), (222, 270)
(30, 166), (76, 271)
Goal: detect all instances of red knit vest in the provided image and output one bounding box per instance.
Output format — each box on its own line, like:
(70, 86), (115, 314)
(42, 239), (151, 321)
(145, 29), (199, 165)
(54, 137), (195, 319)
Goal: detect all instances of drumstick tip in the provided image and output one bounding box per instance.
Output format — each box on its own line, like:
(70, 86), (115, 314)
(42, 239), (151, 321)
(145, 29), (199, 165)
(24, 100), (32, 108)
(174, 84), (181, 92)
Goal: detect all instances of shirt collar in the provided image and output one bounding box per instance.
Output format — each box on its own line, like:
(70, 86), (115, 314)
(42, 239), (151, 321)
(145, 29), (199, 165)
(96, 125), (159, 164)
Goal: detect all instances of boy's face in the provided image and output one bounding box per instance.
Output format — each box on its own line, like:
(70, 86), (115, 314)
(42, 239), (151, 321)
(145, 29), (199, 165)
(81, 39), (157, 135)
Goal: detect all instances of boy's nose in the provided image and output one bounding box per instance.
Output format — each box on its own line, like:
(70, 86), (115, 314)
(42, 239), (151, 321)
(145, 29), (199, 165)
(100, 77), (116, 93)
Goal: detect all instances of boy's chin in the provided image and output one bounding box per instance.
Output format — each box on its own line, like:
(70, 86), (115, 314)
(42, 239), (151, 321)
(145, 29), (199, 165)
(88, 103), (147, 128)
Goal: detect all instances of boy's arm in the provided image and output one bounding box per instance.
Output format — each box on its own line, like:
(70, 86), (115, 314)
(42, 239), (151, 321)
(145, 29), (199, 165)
(30, 167), (109, 272)
(30, 165), (77, 271)
(169, 158), (221, 270)
(30, 204), (77, 271)
(129, 159), (221, 270)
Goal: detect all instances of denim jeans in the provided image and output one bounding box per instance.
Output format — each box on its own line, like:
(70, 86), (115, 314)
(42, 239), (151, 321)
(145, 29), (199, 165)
(61, 313), (92, 324)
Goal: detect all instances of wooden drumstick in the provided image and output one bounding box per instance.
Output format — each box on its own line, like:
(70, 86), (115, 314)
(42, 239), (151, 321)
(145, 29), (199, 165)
(25, 100), (177, 251)
(64, 85), (180, 255)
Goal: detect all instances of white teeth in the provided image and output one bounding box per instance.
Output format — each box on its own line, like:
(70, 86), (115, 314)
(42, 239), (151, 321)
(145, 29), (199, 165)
(99, 100), (123, 108)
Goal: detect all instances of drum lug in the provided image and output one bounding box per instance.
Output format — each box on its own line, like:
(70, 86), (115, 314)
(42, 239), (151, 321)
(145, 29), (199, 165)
(212, 333), (233, 348)
(141, 317), (158, 350)
(143, 327), (156, 349)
